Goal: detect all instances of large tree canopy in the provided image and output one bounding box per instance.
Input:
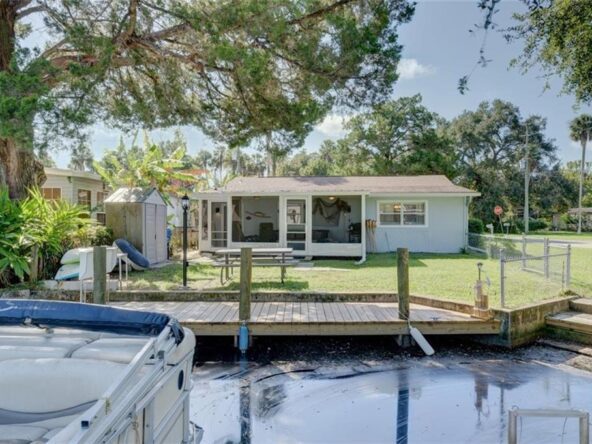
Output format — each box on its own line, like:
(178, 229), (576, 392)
(449, 99), (560, 222)
(0, 0), (414, 198)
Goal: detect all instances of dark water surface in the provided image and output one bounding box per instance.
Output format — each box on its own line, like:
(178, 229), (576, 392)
(190, 337), (592, 444)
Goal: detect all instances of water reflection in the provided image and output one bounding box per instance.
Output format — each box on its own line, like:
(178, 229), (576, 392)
(191, 357), (592, 444)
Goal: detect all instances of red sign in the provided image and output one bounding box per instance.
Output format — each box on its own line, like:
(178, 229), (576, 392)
(494, 205), (503, 216)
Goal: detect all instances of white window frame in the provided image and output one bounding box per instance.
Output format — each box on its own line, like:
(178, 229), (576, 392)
(376, 200), (428, 228)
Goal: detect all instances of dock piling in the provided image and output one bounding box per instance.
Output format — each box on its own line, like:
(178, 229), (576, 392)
(93, 246), (107, 304)
(238, 247), (252, 352)
(397, 248), (411, 348)
(397, 248), (410, 320)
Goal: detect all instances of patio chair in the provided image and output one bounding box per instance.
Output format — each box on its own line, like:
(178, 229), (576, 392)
(259, 222), (277, 242)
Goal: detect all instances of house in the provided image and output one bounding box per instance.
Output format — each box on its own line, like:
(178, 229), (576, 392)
(42, 167), (109, 223)
(567, 207), (592, 231)
(192, 175), (480, 258)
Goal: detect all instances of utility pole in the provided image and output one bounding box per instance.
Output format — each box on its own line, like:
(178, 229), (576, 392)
(524, 124), (530, 234)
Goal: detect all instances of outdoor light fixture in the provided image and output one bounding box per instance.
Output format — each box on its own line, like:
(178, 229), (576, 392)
(181, 194), (190, 287)
(181, 193), (190, 211)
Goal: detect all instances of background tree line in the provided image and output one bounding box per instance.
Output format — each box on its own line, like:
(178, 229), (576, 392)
(88, 95), (588, 229)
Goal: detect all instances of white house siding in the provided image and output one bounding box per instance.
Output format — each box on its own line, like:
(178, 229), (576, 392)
(42, 171), (106, 220)
(41, 175), (74, 201)
(365, 196), (467, 253)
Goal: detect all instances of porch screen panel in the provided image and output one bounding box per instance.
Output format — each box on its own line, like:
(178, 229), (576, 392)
(286, 199), (306, 251)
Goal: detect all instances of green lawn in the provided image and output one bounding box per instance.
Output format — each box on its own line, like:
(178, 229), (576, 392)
(127, 247), (592, 308)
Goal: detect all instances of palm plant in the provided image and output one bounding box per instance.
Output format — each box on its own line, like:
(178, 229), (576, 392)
(569, 114), (592, 233)
(94, 134), (199, 200)
(20, 188), (92, 280)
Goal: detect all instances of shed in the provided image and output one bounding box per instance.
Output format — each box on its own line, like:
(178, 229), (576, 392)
(105, 187), (168, 264)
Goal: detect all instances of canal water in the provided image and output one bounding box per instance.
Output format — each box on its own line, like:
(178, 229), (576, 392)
(190, 338), (592, 443)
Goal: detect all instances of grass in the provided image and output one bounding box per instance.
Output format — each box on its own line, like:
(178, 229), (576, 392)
(127, 246), (592, 308)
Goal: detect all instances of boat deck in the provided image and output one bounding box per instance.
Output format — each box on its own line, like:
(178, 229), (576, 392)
(113, 301), (500, 336)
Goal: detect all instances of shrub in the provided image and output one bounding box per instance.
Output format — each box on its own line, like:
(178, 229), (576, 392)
(0, 188), (29, 284)
(74, 225), (114, 247)
(468, 218), (484, 233)
(516, 218), (549, 232)
(20, 188), (91, 280)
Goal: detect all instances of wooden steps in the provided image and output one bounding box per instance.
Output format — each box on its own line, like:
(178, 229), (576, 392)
(547, 311), (592, 335)
(569, 298), (592, 315)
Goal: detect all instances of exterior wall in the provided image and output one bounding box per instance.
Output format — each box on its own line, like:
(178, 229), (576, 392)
(71, 177), (107, 218)
(41, 175), (74, 201)
(106, 203), (144, 251)
(365, 195), (467, 253)
(43, 173), (106, 220)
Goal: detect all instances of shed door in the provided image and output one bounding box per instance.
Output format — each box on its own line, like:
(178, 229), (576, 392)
(155, 205), (167, 263)
(145, 204), (157, 262)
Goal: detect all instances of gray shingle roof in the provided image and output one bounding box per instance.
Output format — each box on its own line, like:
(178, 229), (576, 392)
(219, 175), (479, 195)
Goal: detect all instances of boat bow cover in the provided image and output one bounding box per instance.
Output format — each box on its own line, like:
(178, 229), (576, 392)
(0, 299), (184, 342)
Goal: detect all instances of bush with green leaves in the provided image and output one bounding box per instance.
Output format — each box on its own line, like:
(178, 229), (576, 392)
(468, 218), (484, 233)
(0, 188), (29, 284)
(20, 188), (92, 280)
(515, 218), (549, 233)
(74, 225), (114, 247)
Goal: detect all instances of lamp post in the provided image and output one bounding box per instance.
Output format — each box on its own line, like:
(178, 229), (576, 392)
(181, 194), (190, 287)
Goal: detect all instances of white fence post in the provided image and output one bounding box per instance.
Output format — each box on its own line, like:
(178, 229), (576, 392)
(500, 249), (506, 308)
(543, 237), (550, 279)
(566, 244), (572, 289)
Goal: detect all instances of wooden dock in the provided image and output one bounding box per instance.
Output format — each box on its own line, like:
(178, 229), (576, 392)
(113, 301), (500, 336)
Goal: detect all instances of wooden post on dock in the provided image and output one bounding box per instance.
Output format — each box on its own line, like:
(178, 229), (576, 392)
(93, 246), (107, 305)
(397, 248), (410, 320)
(29, 245), (39, 282)
(239, 247), (252, 321)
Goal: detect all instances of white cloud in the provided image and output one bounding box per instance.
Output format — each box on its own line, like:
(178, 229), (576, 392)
(315, 114), (350, 138)
(397, 58), (435, 80)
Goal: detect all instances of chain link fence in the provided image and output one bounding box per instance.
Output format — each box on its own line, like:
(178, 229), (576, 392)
(467, 234), (572, 308)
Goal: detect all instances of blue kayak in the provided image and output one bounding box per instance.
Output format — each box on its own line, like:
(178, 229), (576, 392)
(114, 238), (150, 269)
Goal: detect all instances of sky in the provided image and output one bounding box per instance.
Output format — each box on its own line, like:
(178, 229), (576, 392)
(46, 0), (591, 168)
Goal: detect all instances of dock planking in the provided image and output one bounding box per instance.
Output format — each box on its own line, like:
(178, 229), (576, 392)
(114, 301), (500, 336)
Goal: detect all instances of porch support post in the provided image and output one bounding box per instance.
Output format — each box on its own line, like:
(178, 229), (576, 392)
(361, 194), (367, 260)
(197, 199), (202, 253)
(227, 194), (233, 248)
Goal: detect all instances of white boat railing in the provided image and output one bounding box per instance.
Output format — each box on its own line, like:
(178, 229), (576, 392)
(69, 324), (193, 443)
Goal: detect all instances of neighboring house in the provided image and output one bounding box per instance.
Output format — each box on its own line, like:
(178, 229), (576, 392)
(192, 175), (480, 258)
(567, 208), (592, 231)
(42, 167), (109, 223)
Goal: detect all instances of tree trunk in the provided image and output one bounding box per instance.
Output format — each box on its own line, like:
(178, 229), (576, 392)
(0, 137), (46, 199)
(0, 2), (45, 198)
(578, 137), (587, 234)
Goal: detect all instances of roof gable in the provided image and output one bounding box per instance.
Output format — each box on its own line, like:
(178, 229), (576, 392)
(105, 187), (166, 204)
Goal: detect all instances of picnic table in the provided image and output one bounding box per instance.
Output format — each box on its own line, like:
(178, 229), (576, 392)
(212, 248), (298, 284)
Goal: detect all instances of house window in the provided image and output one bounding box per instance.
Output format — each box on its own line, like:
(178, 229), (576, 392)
(77, 189), (91, 209)
(378, 201), (426, 226)
(96, 213), (106, 225)
(41, 188), (61, 200)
